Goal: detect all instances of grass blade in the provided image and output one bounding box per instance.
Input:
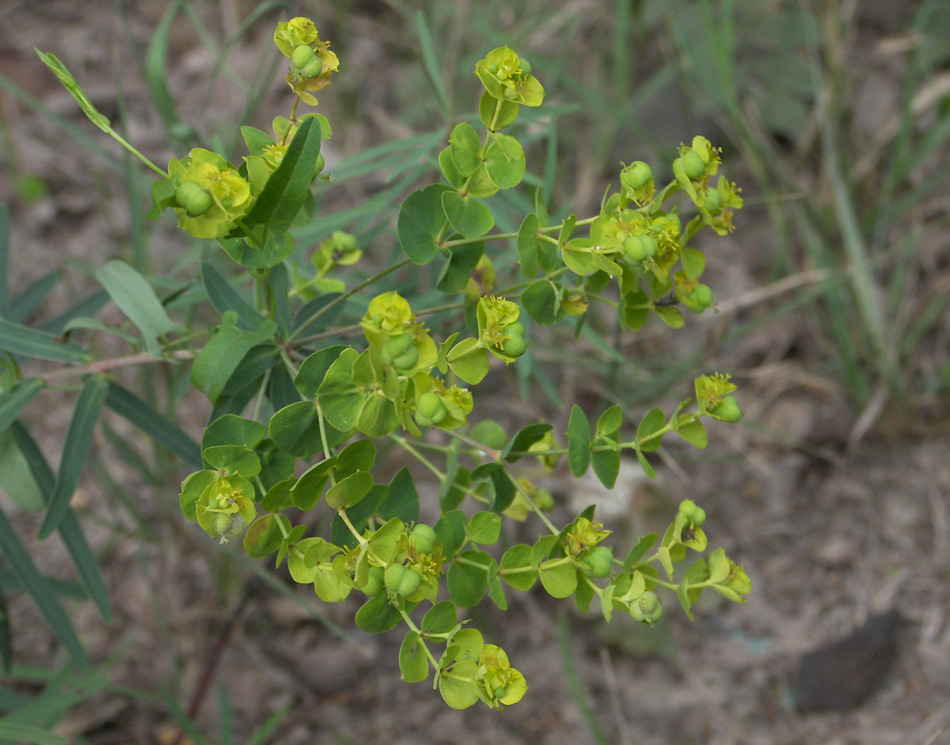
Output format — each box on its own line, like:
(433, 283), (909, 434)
(414, 11), (452, 119)
(105, 381), (202, 467)
(0, 722), (69, 745)
(144, 0), (185, 130)
(200, 262), (265, 331)
(0, 379), (43, 435)
(0, 204), (9, 319)
(8, 271), (61, 324)
(0, 509), (88, 670)
(38, 375), (109, 539)
(0, 320), (90, 363)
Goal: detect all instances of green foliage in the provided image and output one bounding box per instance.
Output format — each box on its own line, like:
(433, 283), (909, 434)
(1, 13), (755, 721)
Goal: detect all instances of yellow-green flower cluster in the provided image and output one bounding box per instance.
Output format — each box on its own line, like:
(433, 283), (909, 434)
(476, 296), (528, 363)
(163, 149), (252, 239)
(274, 17), (340, 106)
(475, 47), (544, 107)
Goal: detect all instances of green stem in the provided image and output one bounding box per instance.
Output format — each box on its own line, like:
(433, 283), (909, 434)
(398, 609), (442, 671)
(337, 508), (367, 546)
(286, 258), (411, 344)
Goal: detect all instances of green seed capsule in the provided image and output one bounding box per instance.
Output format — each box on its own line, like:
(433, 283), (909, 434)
(681, 150), (706, 180)
(630, 591), (662, 624)
(501, 334), (527, 357)
(292, 45), (317, 70)
(362, 566), (384, 596)
(397, 567), (422, 597)
(622, 161), (653, 191)
(712, 395), (743, 422)
(313, 153), (325, 177)
(409, 524), (437, 554)
(691, 506), (707, 527)
(299, 56), (324, 79)
(175, 181), (213, 217)
(384, 563), (407, 594)
(391, 345), (420, 371)
(703, 187), (722, 214)
(623, 235), (648, 263)
(691, 284), (713, 308)
(383, 333), (414, 359)
(416, 392), (447, 424)
(506, 321), (526, 338)
(519, 58), (532, 77)
(587, 546), (613, 578)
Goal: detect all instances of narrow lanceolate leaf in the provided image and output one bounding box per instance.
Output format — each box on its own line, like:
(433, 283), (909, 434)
(242, 116), (321, 241)
(105, 382), (201, 467)
(0, 722), (70, 745)
(0, 203), (10, 318)
(0, 319), (90, 363)
(38, 374), (109, 539)
(0, 378), (43, 434)
(11, 422), (112, 621)
(0, 508), (88, 670)
(95, 260), (181, 356)
(200, 262), (265, 332)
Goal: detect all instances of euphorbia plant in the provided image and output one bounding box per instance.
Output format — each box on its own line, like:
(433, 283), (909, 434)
(16, 15), (751, 710)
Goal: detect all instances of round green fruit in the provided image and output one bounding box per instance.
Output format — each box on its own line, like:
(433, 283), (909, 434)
(299, 57), (324, 79)
(409, 524), (437, 554)
(292, 45), (317, 70)
(622, 161), (653, 191)
(680, 150), (706, 180)
(313, 153), (325, 177)
(630, 591), (662, 624)
(519, 58), (532, 77)
(384, 563), (408, 594)
(175, 181), (213, 217)
(712, 395), (743, 422)
(623, 235), (648, 263)
(383, 333), (413, 360)
(691, 506), (707, 527)
(392, 345), (420, 371)
(704, 187), (722, 214)
(679, 499), (698, 520)
(362, 566), (384, 596)
(416, 392), (447, 424)
(501, 334), (527, 357)
(691, 284), (713, 308)
(587, 546), (613, 578)
(396, 567), (422, 597)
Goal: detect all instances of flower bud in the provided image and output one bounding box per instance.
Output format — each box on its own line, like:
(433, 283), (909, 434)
(175, 181), (213, 217)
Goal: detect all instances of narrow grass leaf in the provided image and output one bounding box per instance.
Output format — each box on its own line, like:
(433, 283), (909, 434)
(105, 382), (202, 467)
(95, 261), (181, 356)
(414, 11), (451, 119)
(40, 290), (110, 337)
(0, 320), (90, 363)
(199, 262), (264, 331)
(8, 271), (60, 324)
(0, 428), (46, 513)
(0, 509), (88, 670)
(0, 722), (70, 745)
(0, 378), (42, 435)
(0, 204), (9, 318)
(38, 375), (109, 539)
(0, 592), (10, 671)
(144, 0), (185, 130)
